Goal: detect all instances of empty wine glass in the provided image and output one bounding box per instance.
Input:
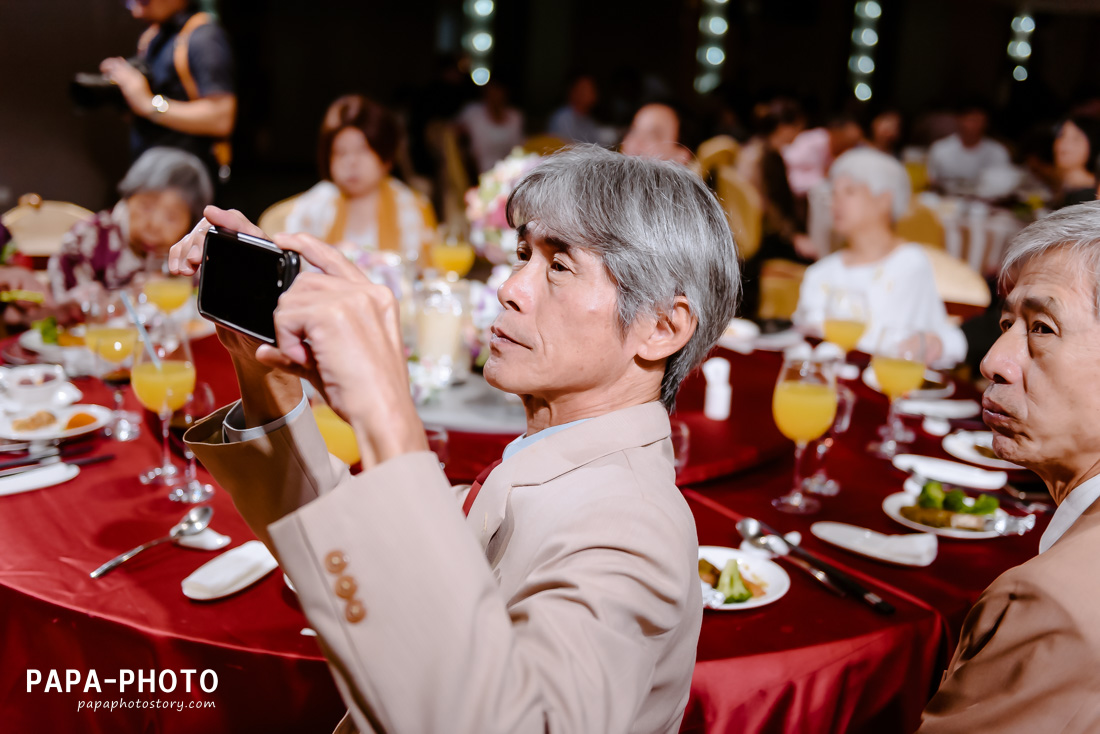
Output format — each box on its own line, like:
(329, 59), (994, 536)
(771, 356), (838, 514)
(169, 381), (215, 504)
(822, 287), (869, 380)
(133, 319), (195, 486)
(868, 328), (927, 458)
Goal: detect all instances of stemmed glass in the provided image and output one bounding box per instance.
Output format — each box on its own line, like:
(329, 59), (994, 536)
(169, 381), (215, 504)
(132, 319), (195, 487)
(771, 356), (839, 514)
(822, 287), (869, 381)
(868, 328), (927, 458)
(143, 253), (193, 320)
(312, 401), (361, 466)
(84, 294), (141, 442)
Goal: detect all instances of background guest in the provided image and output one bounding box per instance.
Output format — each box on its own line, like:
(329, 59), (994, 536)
(547, 74), (608, 144)
(793, 147), (966, 367)
(47, 147), (212, 305)
(456, 80), (525, 174)
(99, 0), (236, 183)
(620, 103), (693, 166)
(926, 103), (1010, 194)
(284, 94), (438, 271)
(871, 110), (903, 157)
(1052, 116), (1100, 208)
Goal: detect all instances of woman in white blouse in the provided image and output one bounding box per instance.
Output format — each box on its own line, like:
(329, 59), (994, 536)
(793, 147), (967, 367)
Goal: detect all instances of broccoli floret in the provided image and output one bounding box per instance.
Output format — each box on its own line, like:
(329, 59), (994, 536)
(31, 316), (58, 345)
(966, 494), (1000, 515)
(943, 489), (970, 513)
(716, 559), (753, 604)
(918, 480), (946, 509)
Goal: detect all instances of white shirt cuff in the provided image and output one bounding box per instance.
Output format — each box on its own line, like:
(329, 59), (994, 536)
(222, 395), (309, 443)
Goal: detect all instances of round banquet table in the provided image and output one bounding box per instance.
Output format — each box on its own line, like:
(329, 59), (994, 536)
(0, 335), (1049, 733)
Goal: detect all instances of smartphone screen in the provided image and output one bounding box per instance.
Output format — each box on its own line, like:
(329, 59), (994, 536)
(197, 227), (299, 344)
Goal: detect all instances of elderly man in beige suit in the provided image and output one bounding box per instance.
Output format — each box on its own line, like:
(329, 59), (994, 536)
(919, 201), (1100, 732)
(170, 146), (740, 733)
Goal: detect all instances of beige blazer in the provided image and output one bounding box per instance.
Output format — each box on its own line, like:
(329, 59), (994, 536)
(918, 500), (1100, 732)
(188, 401), (702, 734)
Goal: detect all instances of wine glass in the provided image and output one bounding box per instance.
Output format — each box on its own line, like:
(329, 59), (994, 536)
(144, 253), (193, 316)
(169, 381), (216, 504)
(429, 230), (477, 280)
(822, 287), (869, 380)
(84, 293), (141, 442)
(771, 357), (838, 514)
(868, 328), (927, 458)
(132, 320), (195, 486)
(312, 402), (362, 466)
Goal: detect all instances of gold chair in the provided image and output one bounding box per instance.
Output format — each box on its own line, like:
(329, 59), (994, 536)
(919, 244), (991, 309)
(696, 135), (740, 179)
(757, 259), (807, 321)
(256, 194), (302, 236)
(712, 166), (763, 262)
(897, 202), (945, 250)
(2, 194), (94, 263)
(521, 135), (568, 157)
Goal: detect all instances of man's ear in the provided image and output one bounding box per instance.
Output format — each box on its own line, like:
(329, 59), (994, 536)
(636, 296), (697, 362)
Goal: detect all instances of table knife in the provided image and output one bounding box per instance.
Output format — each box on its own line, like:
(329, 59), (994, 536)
(0, 453), (114, 479)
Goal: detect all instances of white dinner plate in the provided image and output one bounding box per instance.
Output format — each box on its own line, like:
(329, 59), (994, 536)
(752, 329), (806, 352)
(16, 330), (98, 377)
(882, 492), (1007, 540)
(892, 453), (1007, 490)
(0, 404), (111, 442)
(862, 366), (955, 400)
(810, 521), (938, 567)
(698, 546), (790, 610)
(942, 431), (1023, 471)
(896, 398), (980, 420)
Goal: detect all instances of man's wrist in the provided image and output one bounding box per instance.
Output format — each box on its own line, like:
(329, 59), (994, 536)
(231, 358), (304, 428)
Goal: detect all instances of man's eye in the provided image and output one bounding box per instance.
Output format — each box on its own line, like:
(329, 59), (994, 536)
(516, 248), (530, 262)
(999, 319), (1012, 333)
(550, 260), (569, 272)
(1030, 321), (1053, 334)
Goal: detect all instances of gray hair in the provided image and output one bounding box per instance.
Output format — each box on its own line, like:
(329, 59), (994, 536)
(829, 147), (911, 222)
(1000, 200), (1100, 311)
(506, 145), (741, 411)
(117, 147), (213, 223)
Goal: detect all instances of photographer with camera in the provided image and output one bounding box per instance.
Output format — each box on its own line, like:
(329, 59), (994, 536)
(96, 0), (236, 183)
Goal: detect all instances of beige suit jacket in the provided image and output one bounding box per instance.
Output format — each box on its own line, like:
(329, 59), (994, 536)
(188, 400), (702, 734)
(918, 500), (1100, 732)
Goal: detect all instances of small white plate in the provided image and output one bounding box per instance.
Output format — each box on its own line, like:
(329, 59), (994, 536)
(0, 381), (83, 414)
(0, 462), (80, 497)
(882, 492), (1006, 540)
(810, 521), (937, 567)
(698, 546), (790, 610)
(943, 431), (1023, 471)
(752, 329), (806, 352)
(892, 453), (1007, 490)
(863, 366), (955, 400)
(897, 398), (980, 420)
(717, 319), (761, 351)
(0, 404), (111, 442)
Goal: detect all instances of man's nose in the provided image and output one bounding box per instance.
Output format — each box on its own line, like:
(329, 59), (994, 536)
(497, 266), (531, 313)
(980, 328), (1024, 384)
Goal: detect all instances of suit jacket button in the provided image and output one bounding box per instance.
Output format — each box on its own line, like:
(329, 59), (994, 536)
(334, 575), (358, 599)
(325, 551), (348, 574)
(345, 599), (366, 624)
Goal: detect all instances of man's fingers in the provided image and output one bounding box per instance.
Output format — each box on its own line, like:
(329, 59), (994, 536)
(273, 233), (367, 282)
(204, 205), (266, 238)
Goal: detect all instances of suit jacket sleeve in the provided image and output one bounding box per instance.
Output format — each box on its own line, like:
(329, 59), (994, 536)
(919, 575), (1100, 733)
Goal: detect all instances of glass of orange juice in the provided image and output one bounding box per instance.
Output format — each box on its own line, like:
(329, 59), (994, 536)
(84, 293), (142, 442)
(429, 235), (477, 279)
(133, 321), (196, 489)
(822, 287), (869, 381)
(312, 403), (361, 466)
(869, 328), (927, 458)
(771, 357), (838, 514)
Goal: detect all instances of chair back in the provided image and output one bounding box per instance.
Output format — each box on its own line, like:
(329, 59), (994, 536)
(257, 194), (301, 236)
(758, 259), (807, 321)
(2, 194), (94, 260)
(897, 202), (945, 250)
(919, 244), (991, 309)
(696, 136), (740, 179)
(713, 167), (763, 261)
(521, 135), (568, 156)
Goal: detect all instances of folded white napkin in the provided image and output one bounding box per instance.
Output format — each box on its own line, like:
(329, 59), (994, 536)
(811, 522), (938, 566)
(177, 527), (231, 550)
(0, 462), (79, 497)
(181, 540), (277, 600)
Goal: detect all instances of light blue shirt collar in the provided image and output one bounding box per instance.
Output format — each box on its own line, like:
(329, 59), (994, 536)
(502, 419), (590, 461)
(1039, 473), (1100, 553)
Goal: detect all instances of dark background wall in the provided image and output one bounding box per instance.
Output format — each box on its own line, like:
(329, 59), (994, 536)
(2, 0), (1099, 220)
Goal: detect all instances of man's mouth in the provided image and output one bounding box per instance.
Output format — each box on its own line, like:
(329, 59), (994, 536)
(981, 395), (1015, 430)
(489, 325), (527, 349)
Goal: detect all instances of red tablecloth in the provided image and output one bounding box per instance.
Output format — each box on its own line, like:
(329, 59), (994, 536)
(0, 338), (1047, 733)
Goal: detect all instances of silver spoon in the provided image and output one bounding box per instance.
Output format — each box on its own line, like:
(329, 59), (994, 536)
(736, 518), (846, 597)
(90, 506), (213, 579)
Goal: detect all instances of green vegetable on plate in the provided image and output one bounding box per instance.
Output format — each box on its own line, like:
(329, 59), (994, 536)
(716, 559), (752, 604)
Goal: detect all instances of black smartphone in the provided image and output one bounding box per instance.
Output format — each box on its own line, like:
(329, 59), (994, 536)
(196, 226), (300, 344)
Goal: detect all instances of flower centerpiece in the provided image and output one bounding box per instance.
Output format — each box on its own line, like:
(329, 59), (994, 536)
(465, 148), (542, 265)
